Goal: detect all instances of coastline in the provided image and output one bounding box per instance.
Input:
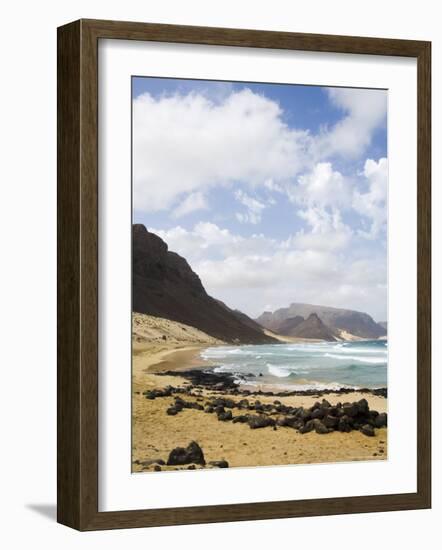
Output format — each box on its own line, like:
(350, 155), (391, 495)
(132, 336), (388, 472)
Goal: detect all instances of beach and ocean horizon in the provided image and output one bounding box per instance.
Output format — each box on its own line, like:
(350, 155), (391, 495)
(131, 78), (388, 473)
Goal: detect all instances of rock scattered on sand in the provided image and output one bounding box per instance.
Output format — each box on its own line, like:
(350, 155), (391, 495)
(247, 415), (277, 429)
(360, 424), (375, 437)
(167, 441), (206, 466)
(144, 383), (387, 438)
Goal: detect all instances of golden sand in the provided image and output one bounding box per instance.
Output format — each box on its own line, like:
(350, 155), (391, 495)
(132, 314), (387, 472)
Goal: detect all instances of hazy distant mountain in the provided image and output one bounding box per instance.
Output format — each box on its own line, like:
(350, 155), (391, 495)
(277, 316), (305, 336)
(256, 302), (386, 339)
(289, 313), (339, 341)
(378, 321), (388, 331)
(133, 225), (276, 344)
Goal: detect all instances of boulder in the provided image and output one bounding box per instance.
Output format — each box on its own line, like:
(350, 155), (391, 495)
(356, 398), (369, 414)
(311, 408), (326, 420)
(313, 419), (332, 434)
(217, 410), (233, 421)
(247, 415), (276, 429)
(299, 419), (314, 434)
(374, 412), (388, 428)
(276, 416), (301, 428)
(166, 406), (179, 416)
(360, 424), (375, 437)
(167, 441), (206, 466)
(323, 415), (338, 429)
(343, 402), (359, 417)
(338, 416), (352, 432)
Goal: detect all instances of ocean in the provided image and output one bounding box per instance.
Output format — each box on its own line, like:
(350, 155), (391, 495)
(200, 339), (387, 391)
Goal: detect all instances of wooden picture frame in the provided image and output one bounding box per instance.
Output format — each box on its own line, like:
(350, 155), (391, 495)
(57, 18), (431, 531)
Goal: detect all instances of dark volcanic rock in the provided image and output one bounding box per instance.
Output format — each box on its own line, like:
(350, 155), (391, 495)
(217, 410), (233, 421)
(374, 412), (388, 428)
(360, 424), (375, 437)
(313, 419), (332, 434)
(276, 416), (303, 429)
(311, 408), (326, 420)
(167, 441), (206, 466)
(209, 460), (229, 468)
(338, 416), (352, 432)
(323, 415), (339, 429)
(343, 403), (359, 417)
(247, 415), (276, 429)
(299, 420), (315, 434)
(159, 368), (239, 391)
(133, 224), (275, 344)
(356, 398), (369, 414)
(232, 415), (249, 424)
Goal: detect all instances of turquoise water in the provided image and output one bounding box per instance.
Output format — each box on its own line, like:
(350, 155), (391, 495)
(200, 340), (387, 390)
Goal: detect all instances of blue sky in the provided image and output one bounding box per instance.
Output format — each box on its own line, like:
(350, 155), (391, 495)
(132, 77), (388, 321)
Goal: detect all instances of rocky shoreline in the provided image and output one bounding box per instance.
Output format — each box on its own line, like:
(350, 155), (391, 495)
(135, 367), (388, 472)
(133, 360), (387, 473)
(155, 367), (388, 398)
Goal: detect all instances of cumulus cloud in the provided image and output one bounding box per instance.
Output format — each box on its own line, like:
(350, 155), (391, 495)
(291, 206), (353, 251)
(172, 192), (208, 218)
(353, 157), (388, 238)
(135, 85), (388, 320)
(133, 89), (310, 212)
(290, 162), (352, 208)
(152, 222), (276, 263)
(149, 221), (386, 319)
(316, 88), (387, 159)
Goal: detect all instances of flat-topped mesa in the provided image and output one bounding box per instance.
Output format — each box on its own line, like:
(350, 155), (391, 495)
(132, 225), (276, 344)
(256, 302), (386, 339)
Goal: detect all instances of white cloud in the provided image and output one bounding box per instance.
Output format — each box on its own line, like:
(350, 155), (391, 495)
(134, 89), (310, 212)
(353, 157), (388, 238)
(263, 178), (284, 193)
(172, 192), (208, 218)
(134, 85), (388, 320)
(316, 88), (387, 159)
(234, 190), (267, 224)
(290, 162), (351, 208)
(151, 222), (276, 263)
(292, 206), (353, 251)
(148, 222), (386, 320)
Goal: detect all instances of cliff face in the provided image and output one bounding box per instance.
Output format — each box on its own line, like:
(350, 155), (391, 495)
(132, 225), (275, 344)
(256, 302), (386, 339)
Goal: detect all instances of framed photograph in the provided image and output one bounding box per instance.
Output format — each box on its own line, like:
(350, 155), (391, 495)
(57, 19), (431, 530)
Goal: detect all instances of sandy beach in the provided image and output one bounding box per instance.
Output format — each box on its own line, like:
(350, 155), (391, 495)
(132, 314), (388, 472)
